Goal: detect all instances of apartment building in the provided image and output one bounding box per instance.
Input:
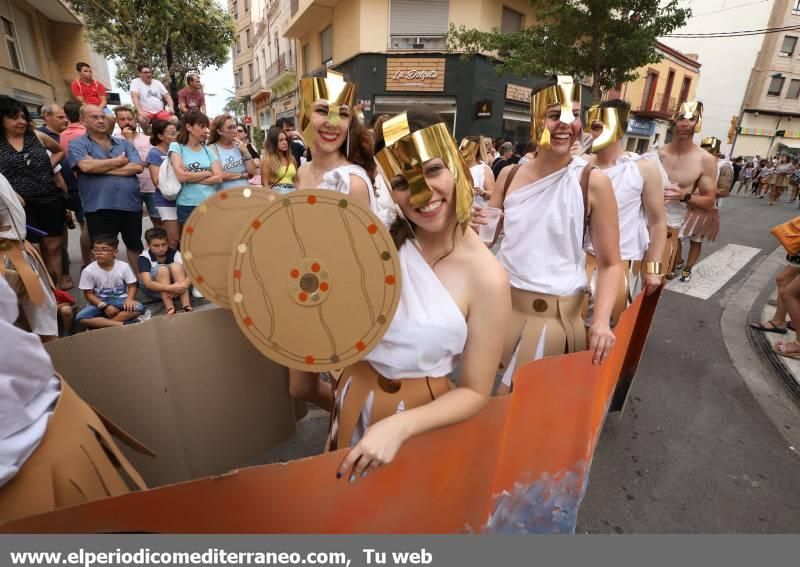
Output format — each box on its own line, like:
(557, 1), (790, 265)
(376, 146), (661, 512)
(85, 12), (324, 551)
(229, 0), (257, 122)
(610, 41), (701, 153)
(251, 0), (296, 131)
(0, 0), (111, 112)
(284, 0), (548, 142)
(734, 0), (800, 157)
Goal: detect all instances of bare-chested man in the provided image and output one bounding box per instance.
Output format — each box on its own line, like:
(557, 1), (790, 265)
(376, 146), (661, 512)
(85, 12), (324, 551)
(658, 101), (718, 282)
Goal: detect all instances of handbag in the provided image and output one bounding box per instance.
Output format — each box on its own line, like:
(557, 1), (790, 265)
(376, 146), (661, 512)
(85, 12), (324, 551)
(158, 146), (183, 200)
(770, 216), (800, 255)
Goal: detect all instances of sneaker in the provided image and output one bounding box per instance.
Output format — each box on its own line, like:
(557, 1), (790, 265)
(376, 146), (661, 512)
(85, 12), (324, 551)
(679, 269), (692, 282)
(191, 287), (204, 299)
(140, 309), (152, 322)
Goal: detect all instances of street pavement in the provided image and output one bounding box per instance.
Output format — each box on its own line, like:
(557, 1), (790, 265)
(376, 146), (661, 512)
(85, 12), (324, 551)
(64, 193), (800, 532)
(579, 193), (800, 533)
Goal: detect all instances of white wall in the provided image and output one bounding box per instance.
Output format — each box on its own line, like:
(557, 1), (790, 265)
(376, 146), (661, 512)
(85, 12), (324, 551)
(662, 0), (775, 142)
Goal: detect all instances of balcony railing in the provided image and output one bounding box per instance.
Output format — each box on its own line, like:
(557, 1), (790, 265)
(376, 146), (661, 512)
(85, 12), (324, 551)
(264, 52), (296, 83)
(632, 92), (678, 118)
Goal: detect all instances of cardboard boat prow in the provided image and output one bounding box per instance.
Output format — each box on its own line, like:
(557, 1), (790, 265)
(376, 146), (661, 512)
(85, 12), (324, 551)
(2, 291), (661, 534)
(41, 307), (305, 489)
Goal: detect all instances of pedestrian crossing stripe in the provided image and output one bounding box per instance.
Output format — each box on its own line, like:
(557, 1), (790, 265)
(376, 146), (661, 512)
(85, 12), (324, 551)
(666, 244), (761, 300)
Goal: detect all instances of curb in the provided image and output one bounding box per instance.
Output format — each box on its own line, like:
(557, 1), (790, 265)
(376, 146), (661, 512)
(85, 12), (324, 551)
(720, 245), (800, 450)
(746, 325), (800, 405)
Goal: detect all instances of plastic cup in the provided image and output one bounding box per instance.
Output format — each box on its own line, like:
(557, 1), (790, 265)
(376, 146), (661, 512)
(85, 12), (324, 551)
(479, 207), (502, 244)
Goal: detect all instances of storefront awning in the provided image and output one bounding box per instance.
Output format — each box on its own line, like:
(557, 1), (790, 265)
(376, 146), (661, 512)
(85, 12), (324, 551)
(502, 109), (530, 123)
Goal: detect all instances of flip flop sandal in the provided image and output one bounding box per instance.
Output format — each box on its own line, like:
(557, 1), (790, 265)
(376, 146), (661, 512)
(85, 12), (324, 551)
(750, 321), (788, 334)
(182, 305), (193, 312)
(166, 307), (176, 315)
(773, 342), (800, 359)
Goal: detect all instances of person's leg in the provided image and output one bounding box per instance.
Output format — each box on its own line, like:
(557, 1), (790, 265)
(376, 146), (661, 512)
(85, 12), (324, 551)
(686, 240), (702, 271)
(751, 265), (800, 331)
(776, 275), (800, 355)
(76, 304), (122, 329)
(163, 219), (181, 250)
(119, 211), (144, 275)
(155, 265), (176, 313)
(107, 297), (145, 323)
(767, 184), (777, 204)
(141, 192), (162, 228)
(58, 304), (74, 336)
(168, 262), (192, 310)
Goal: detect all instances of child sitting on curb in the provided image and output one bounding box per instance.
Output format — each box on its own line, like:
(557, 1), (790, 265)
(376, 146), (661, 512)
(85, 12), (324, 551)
(137, 227), (192, 314)
(76, 235), (145, 329)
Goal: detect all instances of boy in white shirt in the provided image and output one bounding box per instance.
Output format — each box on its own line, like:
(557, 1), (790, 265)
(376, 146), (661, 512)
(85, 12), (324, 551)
(76, 235), (145, 328)
(130, 64), (174, 131)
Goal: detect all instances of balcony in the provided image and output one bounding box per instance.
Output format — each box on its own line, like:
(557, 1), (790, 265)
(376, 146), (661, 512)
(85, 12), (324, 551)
(631, 92), (678, 120)
(286, 0), (340, 38)
(30, 0), (81, 24)
(265, 52), (296, 83)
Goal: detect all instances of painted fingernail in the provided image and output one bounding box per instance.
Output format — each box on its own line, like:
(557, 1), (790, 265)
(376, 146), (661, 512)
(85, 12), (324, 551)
(336, 472), (342, 479)
(349, 474), (356, 483)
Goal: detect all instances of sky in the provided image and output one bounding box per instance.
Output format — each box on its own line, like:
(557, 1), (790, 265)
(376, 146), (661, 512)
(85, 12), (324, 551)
(106, 0), (235, 117)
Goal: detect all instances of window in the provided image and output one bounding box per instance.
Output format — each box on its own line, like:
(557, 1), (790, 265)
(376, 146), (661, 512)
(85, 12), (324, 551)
(232, 0), (238, 18)
(246, 28), (251, 48)
(780, 35), (797, 57)
(788, 79), (800, 99)
(255, 56), (260, 78)
(2, 16), (21, 71)
(236, 35), (241, 53)
(768, 75), (786, 96)
(244, 0), (250, 11)
(237, 68), (244, 87)
(501, 7), (523, 33)
(794, 0), (800, 15)
(320, 25), (333, 65)
(248, 62), (254, 81)
(390, 0), (449, 49)
(678, 76), (691, 105)
(302, 43), (310, 74)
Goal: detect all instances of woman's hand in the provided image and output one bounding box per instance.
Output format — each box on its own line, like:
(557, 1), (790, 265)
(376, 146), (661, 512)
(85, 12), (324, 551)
(643, 273), (663, 295)
(337, 413), (411, 482)
(588, 322), (615, 365)
(470, 205), (487, 233)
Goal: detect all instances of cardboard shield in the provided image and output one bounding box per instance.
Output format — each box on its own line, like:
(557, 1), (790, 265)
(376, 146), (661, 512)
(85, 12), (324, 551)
(229, 190), (402, 372)
(181, 187), (280, 308)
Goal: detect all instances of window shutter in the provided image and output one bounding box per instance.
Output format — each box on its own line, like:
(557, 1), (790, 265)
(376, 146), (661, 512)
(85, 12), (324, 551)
(11, 6), (39, 77)
(390, 0), (449, 36)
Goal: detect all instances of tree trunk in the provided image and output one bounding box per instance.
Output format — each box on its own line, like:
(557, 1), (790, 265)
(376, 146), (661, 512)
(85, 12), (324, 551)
(591, 76), (602, 105)
(164, 39), (181, 116)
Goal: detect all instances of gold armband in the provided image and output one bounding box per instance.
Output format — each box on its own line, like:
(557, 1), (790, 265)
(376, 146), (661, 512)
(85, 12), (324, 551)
(643, 262), (662, 275)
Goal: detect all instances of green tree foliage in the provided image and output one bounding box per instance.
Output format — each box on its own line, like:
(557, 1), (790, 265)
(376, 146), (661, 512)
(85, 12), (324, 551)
(447, 0), (691, 103)
(223, 96), (245, 119)
(67, 0), (234, 105)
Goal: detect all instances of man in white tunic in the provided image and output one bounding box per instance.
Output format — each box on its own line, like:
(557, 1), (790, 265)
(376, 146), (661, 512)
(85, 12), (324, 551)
(584, 100), (666, 324)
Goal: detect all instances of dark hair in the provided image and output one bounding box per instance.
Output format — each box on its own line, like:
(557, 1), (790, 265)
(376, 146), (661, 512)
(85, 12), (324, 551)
(340, 113), (375, 182)
(276, 117), (293, 129)
(514, 141), (527, 156)
(375, 107), (458, 255)
(150, 119), (173, 146)
(370, 114), (389, 129)
(114, 105), (136, 118)
(525, 140), (537, 154)
(64, 99), (82, 123)
(599, 98), (631, 111)
(136, 64), (151, 72)
(76, 62), (90, 72)
(530, 75), (559, 95)
(145, 227), (168, 244)
(177, 109), (209, 145)
(92, 234), (119, 249)
(0, 95), (30, 138)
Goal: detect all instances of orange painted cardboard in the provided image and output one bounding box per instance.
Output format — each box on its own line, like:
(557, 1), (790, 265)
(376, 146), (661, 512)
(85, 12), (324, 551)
(2, 291), (659, 534)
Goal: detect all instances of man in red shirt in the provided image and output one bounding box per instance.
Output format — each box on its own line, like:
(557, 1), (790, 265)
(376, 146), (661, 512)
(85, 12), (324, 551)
(178, 73), (206, 115)
(71, 63), (109, 111)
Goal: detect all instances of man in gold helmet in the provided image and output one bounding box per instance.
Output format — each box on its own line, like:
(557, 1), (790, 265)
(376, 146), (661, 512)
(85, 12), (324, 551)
(473, 75), (622, 394)
(583, 99), (666, 326)
(657, 100), (718, 282)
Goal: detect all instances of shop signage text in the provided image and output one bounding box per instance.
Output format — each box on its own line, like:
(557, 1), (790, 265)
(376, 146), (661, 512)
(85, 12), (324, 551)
(476, 100), (493, 119)
(626, 117), (655, 137)
(506, 83), (532, 103)
(386, 58), (445, 92)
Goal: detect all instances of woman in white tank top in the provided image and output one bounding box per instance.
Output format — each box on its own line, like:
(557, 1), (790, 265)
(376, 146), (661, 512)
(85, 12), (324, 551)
(288, 71), (381, 411)
(334, 108), (509, 482)
(474, 76), (622, 394)
(458, 136), (495, 204)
